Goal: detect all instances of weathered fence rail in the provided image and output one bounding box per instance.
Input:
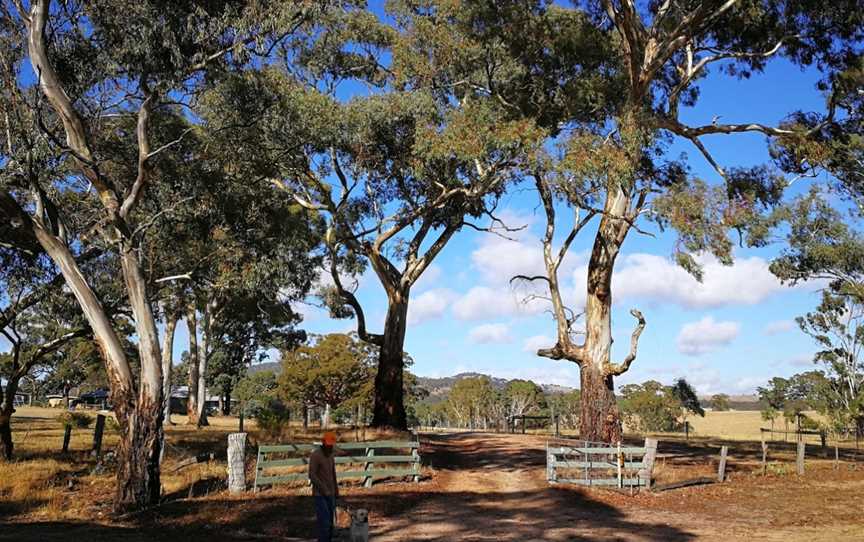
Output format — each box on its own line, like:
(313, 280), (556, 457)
(254, 439), (421, 491)
(547, 438), (658, 488)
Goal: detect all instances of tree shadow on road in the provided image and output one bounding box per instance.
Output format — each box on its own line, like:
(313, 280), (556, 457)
(137, 484), (696, 542)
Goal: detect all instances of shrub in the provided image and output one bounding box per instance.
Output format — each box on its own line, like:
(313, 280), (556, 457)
(255, 399), (291, 439)
(58, 411), (93, 429)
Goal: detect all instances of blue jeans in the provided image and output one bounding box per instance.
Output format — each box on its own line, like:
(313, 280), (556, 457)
(314, 495), (336, 542)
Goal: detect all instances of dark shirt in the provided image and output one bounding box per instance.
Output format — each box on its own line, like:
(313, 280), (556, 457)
(308, 447), (338, 497)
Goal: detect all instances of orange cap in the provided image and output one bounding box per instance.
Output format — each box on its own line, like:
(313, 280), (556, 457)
(322, 432), (337, 446)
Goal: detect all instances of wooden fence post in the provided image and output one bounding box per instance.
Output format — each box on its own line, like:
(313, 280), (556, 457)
(834, 445), (839, 470)
(228, 433), (247, 494)
(61, 425), (72, 454)
(640, 438), (658, 488)
(685, 421), (690, 441)
(761, 438), (768, 476)
(363, 447), (375, 488)
(797, 441), (805, 475)
(411, 441), (420, 483)
(546, 442), (556, 483)
(92, 414), (106, 457)
(616, 441), (623, 489)
(718, 446), (728, 482)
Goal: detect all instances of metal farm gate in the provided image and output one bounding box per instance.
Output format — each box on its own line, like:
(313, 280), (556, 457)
(546, 438), (658, 488)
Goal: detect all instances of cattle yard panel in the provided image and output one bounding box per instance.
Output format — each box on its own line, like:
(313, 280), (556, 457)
(547, 438), (657, 489)
(254, 439), (421, 491)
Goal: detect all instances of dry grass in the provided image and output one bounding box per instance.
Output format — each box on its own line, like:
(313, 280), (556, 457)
(2, 407), (245, 520)
(2, 406), (415, 522)
(3, 408), (864, 541)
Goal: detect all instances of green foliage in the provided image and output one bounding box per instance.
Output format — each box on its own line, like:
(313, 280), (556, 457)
(504, 379), (544, 418)
(255, 399), (293, 439)
(758, 377), (793, 411)
(234, 370), (279, 418)
(58, 411), (93, 429)
(278, 333), (375, 411)
(619, 379), (703, 433)
(770, 191), (864, 299)
(670, 378), (705, 419)
(620, 381), (679, 433)
(710, 394), (731, 412)
(547, 390), (581, 430)
(794, 291), (864, 431)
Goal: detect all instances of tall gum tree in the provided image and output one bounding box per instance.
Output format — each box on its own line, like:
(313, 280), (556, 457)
(530, 0), (863, 442)
(403, 0), (863, 442)
(201, 59), (539, 428)
(0, 0), (331, 509)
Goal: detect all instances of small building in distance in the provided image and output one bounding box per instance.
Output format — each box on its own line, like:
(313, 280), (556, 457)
(169, 386), (233, 415)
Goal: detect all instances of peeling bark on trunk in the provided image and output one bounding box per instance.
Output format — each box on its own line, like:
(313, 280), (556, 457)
(114, 391), (162, 510)
(19, 0), (166, 511)
(186, 305), (200, 426)
(371, 296), (409, 430)
(531, 172), (645, 444)
(578, 187), (628, 443)
(116, 247), (165, 511)
(0, 362), (18, 460)
(579, 364), (621, 443)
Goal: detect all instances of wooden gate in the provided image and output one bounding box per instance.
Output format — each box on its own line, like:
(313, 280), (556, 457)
(546, 438), (657, 488)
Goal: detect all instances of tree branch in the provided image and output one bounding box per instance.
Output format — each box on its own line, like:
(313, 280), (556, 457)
(604, 309), (646, 376)
(328, 250), (383, 347)
(120, 87), (154, 219)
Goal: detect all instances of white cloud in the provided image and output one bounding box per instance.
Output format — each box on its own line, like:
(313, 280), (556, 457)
(676, 316), (740, 356)
(413, 264), (442, 292)
(522, 334), (554, 353)
(770, 354), (814, 369)
(764, 320), (796, 335)
(592, 253), (799, 310)
(294, 302), (326, 323)
(471, 236), (547, 285)
(452, 286), (548, 321)
(408, 288), (457, 326)
(468, 323), (513, 344)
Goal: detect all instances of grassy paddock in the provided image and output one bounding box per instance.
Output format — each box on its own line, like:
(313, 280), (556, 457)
(2, 406), (417, 521)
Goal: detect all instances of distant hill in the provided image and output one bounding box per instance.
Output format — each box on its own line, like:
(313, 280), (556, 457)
(698, 394), (762, 411)
(248, 361), (281, 375)
(245, 363), (759, 408)
(415, 372), (576, 400)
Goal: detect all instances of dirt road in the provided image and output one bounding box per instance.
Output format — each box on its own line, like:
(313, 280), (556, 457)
(360, 432), (863, 541)
(3, 431), (862, 541)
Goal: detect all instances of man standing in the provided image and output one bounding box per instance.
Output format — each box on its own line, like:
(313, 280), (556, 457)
(309, 431), (339, 541)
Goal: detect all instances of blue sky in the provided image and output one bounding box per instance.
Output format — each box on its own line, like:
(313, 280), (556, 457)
(1, 4), (839, 397)
(282, 54), (835, 396)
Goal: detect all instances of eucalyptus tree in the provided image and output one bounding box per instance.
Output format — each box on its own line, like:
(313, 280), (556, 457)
(770, 191), (864, 299)
(0, 251), (88, 459)
(205, 294), (310, 416)
(522, 0), (861, 442)
(201, 8), (542, 428)
(278, 333), (376, 427)
(796, 291), (864, 434)
(0, 0), (334, 510)
(401, 0), (862, 442)
(142, 137), (321, 428)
